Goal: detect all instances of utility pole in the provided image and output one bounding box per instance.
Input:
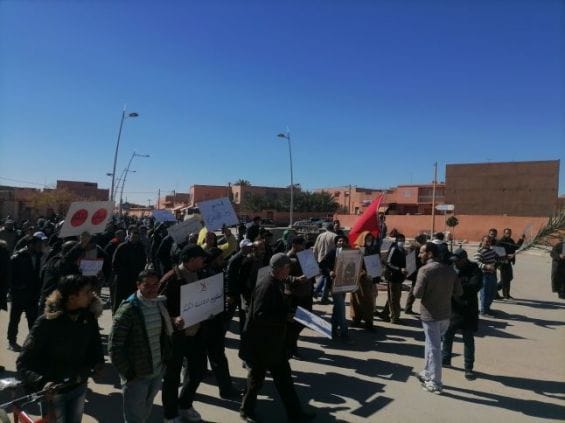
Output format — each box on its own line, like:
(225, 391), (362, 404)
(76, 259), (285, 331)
(157, 189), (161, 209)
(431, 162), (438, 236)
(348, 184), (352, 214)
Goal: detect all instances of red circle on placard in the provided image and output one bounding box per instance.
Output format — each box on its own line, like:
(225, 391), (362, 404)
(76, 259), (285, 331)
(70, 209), (88, 227)
(91, 208), (108, 225)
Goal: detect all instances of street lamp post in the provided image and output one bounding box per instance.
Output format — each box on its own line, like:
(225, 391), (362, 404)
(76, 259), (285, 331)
(277, 131), (294, 227)
(118, 152), (150, 215)
(110, 107), (139, 204)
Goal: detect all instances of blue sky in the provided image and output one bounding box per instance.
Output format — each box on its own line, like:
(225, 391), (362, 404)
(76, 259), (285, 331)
(1, 0), (563, 205)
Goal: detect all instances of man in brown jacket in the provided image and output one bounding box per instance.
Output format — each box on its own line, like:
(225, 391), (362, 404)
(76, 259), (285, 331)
(414, 242), (462, 394)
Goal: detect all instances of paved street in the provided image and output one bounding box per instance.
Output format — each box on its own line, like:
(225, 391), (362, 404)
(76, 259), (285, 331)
(1, 248), (564, 422)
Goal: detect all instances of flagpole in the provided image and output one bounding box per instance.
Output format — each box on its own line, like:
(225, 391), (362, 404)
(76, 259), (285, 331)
(277, 131), (294, 227)
(431, 162), (438, 237)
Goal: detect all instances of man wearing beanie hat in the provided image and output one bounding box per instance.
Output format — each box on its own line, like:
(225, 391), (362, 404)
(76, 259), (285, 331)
(239, 253), (315, 422)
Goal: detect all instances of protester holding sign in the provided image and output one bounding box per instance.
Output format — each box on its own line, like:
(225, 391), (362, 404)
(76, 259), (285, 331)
(199, 248), (240, 399)
(159, 245), (209, 423)
(239, 253), (316, 423)
(350, 231), (378, 331)
(285, 236), (312, 359)
(319, 235), (352, 341)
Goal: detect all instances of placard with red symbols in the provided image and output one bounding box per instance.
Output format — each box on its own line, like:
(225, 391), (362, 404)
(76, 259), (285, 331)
(59, 201), (113, 238)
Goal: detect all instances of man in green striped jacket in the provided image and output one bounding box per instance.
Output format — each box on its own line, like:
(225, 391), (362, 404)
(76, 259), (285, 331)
(109, 269), (173, 423)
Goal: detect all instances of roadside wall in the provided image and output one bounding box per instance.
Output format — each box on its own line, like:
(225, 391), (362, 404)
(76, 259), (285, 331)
(333, 214), (548, 242)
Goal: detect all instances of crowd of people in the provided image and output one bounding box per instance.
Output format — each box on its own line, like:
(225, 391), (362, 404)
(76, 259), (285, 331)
(0, 212), (558, 422)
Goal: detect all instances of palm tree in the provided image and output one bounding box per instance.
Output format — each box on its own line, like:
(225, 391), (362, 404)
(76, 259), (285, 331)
(234, 179), (251, 186)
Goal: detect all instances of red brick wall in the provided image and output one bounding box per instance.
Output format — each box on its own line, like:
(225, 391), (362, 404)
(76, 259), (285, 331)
(445, 160), (559, 216)
(334, 214), (547, 242)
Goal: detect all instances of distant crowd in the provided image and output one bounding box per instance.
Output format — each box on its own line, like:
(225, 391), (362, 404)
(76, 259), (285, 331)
(0, 212), (563, 422)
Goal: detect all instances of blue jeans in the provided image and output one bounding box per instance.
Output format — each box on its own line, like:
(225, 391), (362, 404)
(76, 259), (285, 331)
(44, 383), (87, 423)
(421, 319), (450, 385)
(123, 373), (163, 423)
(331, 292), (347, 337)
(314, 274), (330, 300)
(442, 326), (475, 370)
(480, 273), (497, 313)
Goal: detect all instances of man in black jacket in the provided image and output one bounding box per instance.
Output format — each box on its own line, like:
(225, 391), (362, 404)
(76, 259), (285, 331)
(378, 234), (407, 324)
(112, 225), (147, 313)
(225, 239), (254, 333)
(7, 234), (45, 351)
(442, 248), (483, 380)
(239, 253), (315, 423)
(160, 245), (209, 423)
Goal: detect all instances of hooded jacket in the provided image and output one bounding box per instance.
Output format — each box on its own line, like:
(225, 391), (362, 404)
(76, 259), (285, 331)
(16, 291), (104, 392)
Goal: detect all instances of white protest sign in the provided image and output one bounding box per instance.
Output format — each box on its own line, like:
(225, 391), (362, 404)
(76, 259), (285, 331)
(167, 217), (202, 244)
(293, 306), (332, 339)
(79, 259), (104, 277)
(180, 273), (224, 327)
(197, 197), (239, 231)
(296, 249), (320, 279)
(363, 254), (382, 278)
(405, 250), (417, 276)
(380, 239), (393, 252)
(59, 201), (113, 238)
(492, 246), (507, 257)
(153, 209), (177, 223)
(256, 265), (270, 285)
(333, 250), (362, 293)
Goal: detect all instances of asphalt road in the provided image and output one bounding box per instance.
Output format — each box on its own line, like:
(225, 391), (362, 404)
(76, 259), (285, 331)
(1, 247), (564, 423)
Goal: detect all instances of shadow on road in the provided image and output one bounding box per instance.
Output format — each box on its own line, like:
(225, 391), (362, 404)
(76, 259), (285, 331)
(509, 298), (565, 310)
(442, 384), (565, 420)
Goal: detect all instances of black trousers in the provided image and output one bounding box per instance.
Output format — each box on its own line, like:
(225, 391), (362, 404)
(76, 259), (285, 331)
(8, 297), (38, 343)
(162, 330), (207, 419)
(203, 315), (233, 394)
(241, 360), (302, 418)
(499, 263), (513, 297)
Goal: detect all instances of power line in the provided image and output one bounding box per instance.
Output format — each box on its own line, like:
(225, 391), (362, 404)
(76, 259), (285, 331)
(0, 176), (51, 187)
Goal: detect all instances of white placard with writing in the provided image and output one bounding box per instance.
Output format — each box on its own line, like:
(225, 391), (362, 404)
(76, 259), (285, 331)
(197, 197), (239, 231)
(152, 210), (177, 223)
(492, 246), (507, 257)
(180, 273), (224, 327)
(296, 249), (320, 279)
(79, 259), (104, 277)
(405, 251), (417, 276)
(167, 217), (203, 244)
(293, 306), (332, 339)
(59, 201), (113, 238)
(256, 265), (270, 285)
(363, 254), (382, 278)
(380, 239), (393, 252)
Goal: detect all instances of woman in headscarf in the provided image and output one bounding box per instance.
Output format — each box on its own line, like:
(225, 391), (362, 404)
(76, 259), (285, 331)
(350, 231), (379, 331)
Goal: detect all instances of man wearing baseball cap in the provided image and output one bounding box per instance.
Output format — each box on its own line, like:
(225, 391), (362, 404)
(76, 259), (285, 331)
(239, 253), (315, 422)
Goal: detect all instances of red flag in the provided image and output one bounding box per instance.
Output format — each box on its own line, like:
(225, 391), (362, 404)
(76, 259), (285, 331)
(348, 195), (384, 246)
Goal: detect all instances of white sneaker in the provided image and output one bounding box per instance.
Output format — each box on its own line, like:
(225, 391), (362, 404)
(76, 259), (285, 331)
(416, 371), (429, 384)
(179, 407), (202, 422)
(422, 380), (443, 394)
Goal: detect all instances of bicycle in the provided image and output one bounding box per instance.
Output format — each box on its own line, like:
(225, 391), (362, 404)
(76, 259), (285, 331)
(0, 378), (74, 423)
